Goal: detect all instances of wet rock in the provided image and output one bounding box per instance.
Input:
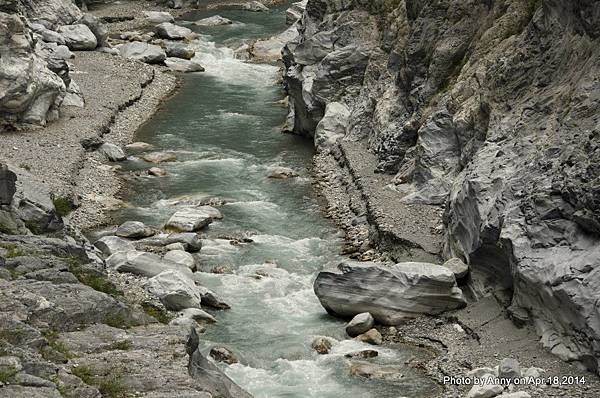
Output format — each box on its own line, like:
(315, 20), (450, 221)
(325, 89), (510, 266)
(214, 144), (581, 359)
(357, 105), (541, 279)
(165, 57), (205, 73)
(442, 257), (469, 279)
(155, 22), (192, 40)
(148, 270), (202, 311)
(179, 308), (217, 323)
(498, 358), (521, 379)
(94, 236), (135, 257)
(210, 347), (238, 364)
(165, 208), (218, 232)
(344, 350), (378, 359)
(164, 250), (196, 270)
(125, 142), (153, 152)
(149, 167), (168, 177)
(355, 328), (382, 345)
(165, 43), (195, 60)
(349, 362), (404, 382)
(346, 312), (374, 337)
(267, 166), (299, 179)
(119, 42), (166, 64)
(98, 143), (126, 162)
(107, 250), (191, 277)
(116, 221), (154, 239)
(143, 11), (174, 24)
(243, 1), (269, 12)
(142, 151), (177, 163)
(57, 24), (97, 50)
(194, 15), (233, 26)
(314, 261), (466, 324)
(311, 336), (333, 354)
(165, 233), (202, 252)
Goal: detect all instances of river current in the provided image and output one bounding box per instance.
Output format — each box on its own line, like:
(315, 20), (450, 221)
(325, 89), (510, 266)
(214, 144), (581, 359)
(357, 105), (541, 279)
(112, 3), (437, 397)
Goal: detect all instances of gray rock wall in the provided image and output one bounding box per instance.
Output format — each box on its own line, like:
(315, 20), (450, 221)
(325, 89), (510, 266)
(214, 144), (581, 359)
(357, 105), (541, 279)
(284, 0), (600, 372)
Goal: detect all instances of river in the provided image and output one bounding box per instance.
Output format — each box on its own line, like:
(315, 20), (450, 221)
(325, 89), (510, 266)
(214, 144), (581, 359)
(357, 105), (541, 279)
(112, 3), (437, 397)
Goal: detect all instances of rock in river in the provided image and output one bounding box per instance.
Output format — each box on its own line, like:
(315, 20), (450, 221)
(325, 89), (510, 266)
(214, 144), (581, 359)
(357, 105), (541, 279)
(148, 270), (202, 311)
(116, 221), (154, 239)
(165, 207), (221, 232)
(141, 151), (177, 163)
(155, 22), (192, 40)
(314, 261), (466, 324)
(165, 57), (205, 73)
(98, 143), (126, 162)
(194, 15), (234, 26)
(210, 346), (239, 364)
(107, 250), (191, 278)
(346, 312), (374, 337)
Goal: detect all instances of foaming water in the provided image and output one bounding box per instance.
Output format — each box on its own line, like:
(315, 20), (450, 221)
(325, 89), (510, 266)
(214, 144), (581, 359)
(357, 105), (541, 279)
(112, 4), (439, 397)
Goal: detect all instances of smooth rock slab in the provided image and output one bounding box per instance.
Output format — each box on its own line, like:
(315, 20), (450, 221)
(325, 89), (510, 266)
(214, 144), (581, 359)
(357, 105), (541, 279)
(107, 250), (191, 278)
(116, 221), (154, 239)
(164, 57), (205, 73)
(346, 312), (374, 337)
(314, 261), (466, 324)
(148, 270), (202, 311)
(165, 43), (195, 60)
(164, 250), (196, 270)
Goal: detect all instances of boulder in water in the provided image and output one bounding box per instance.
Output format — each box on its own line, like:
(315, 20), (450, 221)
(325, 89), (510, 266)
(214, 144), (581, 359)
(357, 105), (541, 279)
(165, 57), (205, 73)
(311, 336), (334, 354)
(143, 11), (174, 24)
(314, 261), (466, 324)
(165, 43), (195, 60)
(267, 166), (299, 179)
(148, 270), (202, 311)
(349, 362), (404, 383)
(210, 346), (239, 364)
(119, 42), (166, 64)
(148, 167), (168, 177)
(194, 15), (234, 26)
(155, 22), (192, 40)
(164, 250), (196, 270)
(355, 328), (382, 345)
(165, 207), (221, 232)
(141, 151), (177, 163)
(116, 221), (154, 239)
(243, 1), (269, 12)
(107, 250), (192, 278)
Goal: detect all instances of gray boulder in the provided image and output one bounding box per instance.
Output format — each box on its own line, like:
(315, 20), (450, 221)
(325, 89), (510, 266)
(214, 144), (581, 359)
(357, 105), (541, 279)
(314, 262), (466, 324)
(164, 250), (196, 270)
(498, 358), (521, 379)
(98, 143), (126, 161)
(107, 250), (191, 278)
(119, 42), (166, 64)
(194, 15), (233, 26)
(39, 27), (65, 44)
(57, 24), (97, 50)
(165, 207), (220, 232)
(148, 270), (202, 311)
(78, 14), (108, 47)
(345, 312), (374, 337)
(94, 236), (135, 257)
(165, 58), (205, 73)
(143, 11), (174, 24)
(116, 221), (153, 239)
(210, 347), (238, 364)
(165, 233), (202, 252)
(155, 22), (192, 40)
(243, 1), (268, 12)
(442, 257), (469, 279)
(165, 43), (195, 60)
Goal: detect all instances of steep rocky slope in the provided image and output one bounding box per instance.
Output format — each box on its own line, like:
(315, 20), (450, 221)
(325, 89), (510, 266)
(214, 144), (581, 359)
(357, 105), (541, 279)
(284, 0), (600, 373)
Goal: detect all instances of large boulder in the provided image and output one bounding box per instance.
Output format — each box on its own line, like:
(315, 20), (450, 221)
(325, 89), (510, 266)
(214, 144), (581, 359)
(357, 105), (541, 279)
(165, 43), (195, 60)
(107, 250), (191, 278)
(94, 236), (135, 257)
(148, 270), (202, 311)
(155, 22), (192, 40)
(115, 221), (154, 239)
(243, 1), (268, 12)
(314, 262), (466, 324)
(78, 14), (108, 47)
(57, 24), (97, 50)
(119, 42), (166, 64)
(98, 143), (126, 161)
(143, 11), (174, 24)
(164, 58), (205, 73)
(193, 15), (233, 26)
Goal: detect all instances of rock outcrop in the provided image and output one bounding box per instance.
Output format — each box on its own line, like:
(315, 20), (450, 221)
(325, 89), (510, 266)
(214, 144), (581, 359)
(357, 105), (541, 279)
(286, 0), (600, 372)
(314, 261), (466, 324)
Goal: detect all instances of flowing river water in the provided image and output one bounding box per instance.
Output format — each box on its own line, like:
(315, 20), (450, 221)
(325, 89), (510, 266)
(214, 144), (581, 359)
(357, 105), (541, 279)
(112, 4), (439, 397)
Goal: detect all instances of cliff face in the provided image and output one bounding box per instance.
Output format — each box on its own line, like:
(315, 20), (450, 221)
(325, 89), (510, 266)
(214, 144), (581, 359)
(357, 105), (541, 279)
(284, 0), (600, 372)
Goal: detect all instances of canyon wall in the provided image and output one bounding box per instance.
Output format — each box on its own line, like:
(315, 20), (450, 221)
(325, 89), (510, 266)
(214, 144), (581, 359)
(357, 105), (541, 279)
(284, 0), (600, 373)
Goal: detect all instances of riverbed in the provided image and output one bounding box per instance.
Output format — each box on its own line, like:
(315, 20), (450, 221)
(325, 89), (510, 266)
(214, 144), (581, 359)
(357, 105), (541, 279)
(112, 3), (438, 397)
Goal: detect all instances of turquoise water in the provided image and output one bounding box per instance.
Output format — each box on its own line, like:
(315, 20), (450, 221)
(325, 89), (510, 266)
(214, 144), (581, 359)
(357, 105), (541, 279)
(113, 5), (438, 397)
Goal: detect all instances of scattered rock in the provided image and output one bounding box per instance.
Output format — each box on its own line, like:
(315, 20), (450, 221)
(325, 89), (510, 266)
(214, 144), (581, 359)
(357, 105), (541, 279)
(194, 15), (234, 26)
(148, 270), (202, 311)
(355, 328), (382, 345)
(141, 151), (177, 163)
(165, 57), (205, 73)
(345, 312), (374, 337)
(125, 142), (153, 152)
(443, 257), (469, 279)
(165, 43), (195, 60)
(165, 207), (220, 232)
(311, 336), (333, 354)
(116, 221), (154, 239)
(94, 236), (135, 257)
(98, 143), (126, 162)
(164, 250), (196, 270)
(119, 42), (166, 64)
(210, 346), (239, 364)
(344, 350), (378, 359)
(243, 1), (269, 12)
(155, 22), (192, 40)
(107, 250), (191, 277)
(57, 24), (97, 50)
(148, 167), (168, 177)
(143, 11), (174, 24)
(267, 166), (299, 179)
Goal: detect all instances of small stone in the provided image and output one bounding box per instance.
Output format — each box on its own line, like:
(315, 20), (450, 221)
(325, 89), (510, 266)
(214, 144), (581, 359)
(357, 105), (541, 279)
(355, 328), (382, 345)
(346, 312), (374, 337)
(344, 350), (378, 359)
(210, 346), (238, 364)
(149, 167), (168, 177)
